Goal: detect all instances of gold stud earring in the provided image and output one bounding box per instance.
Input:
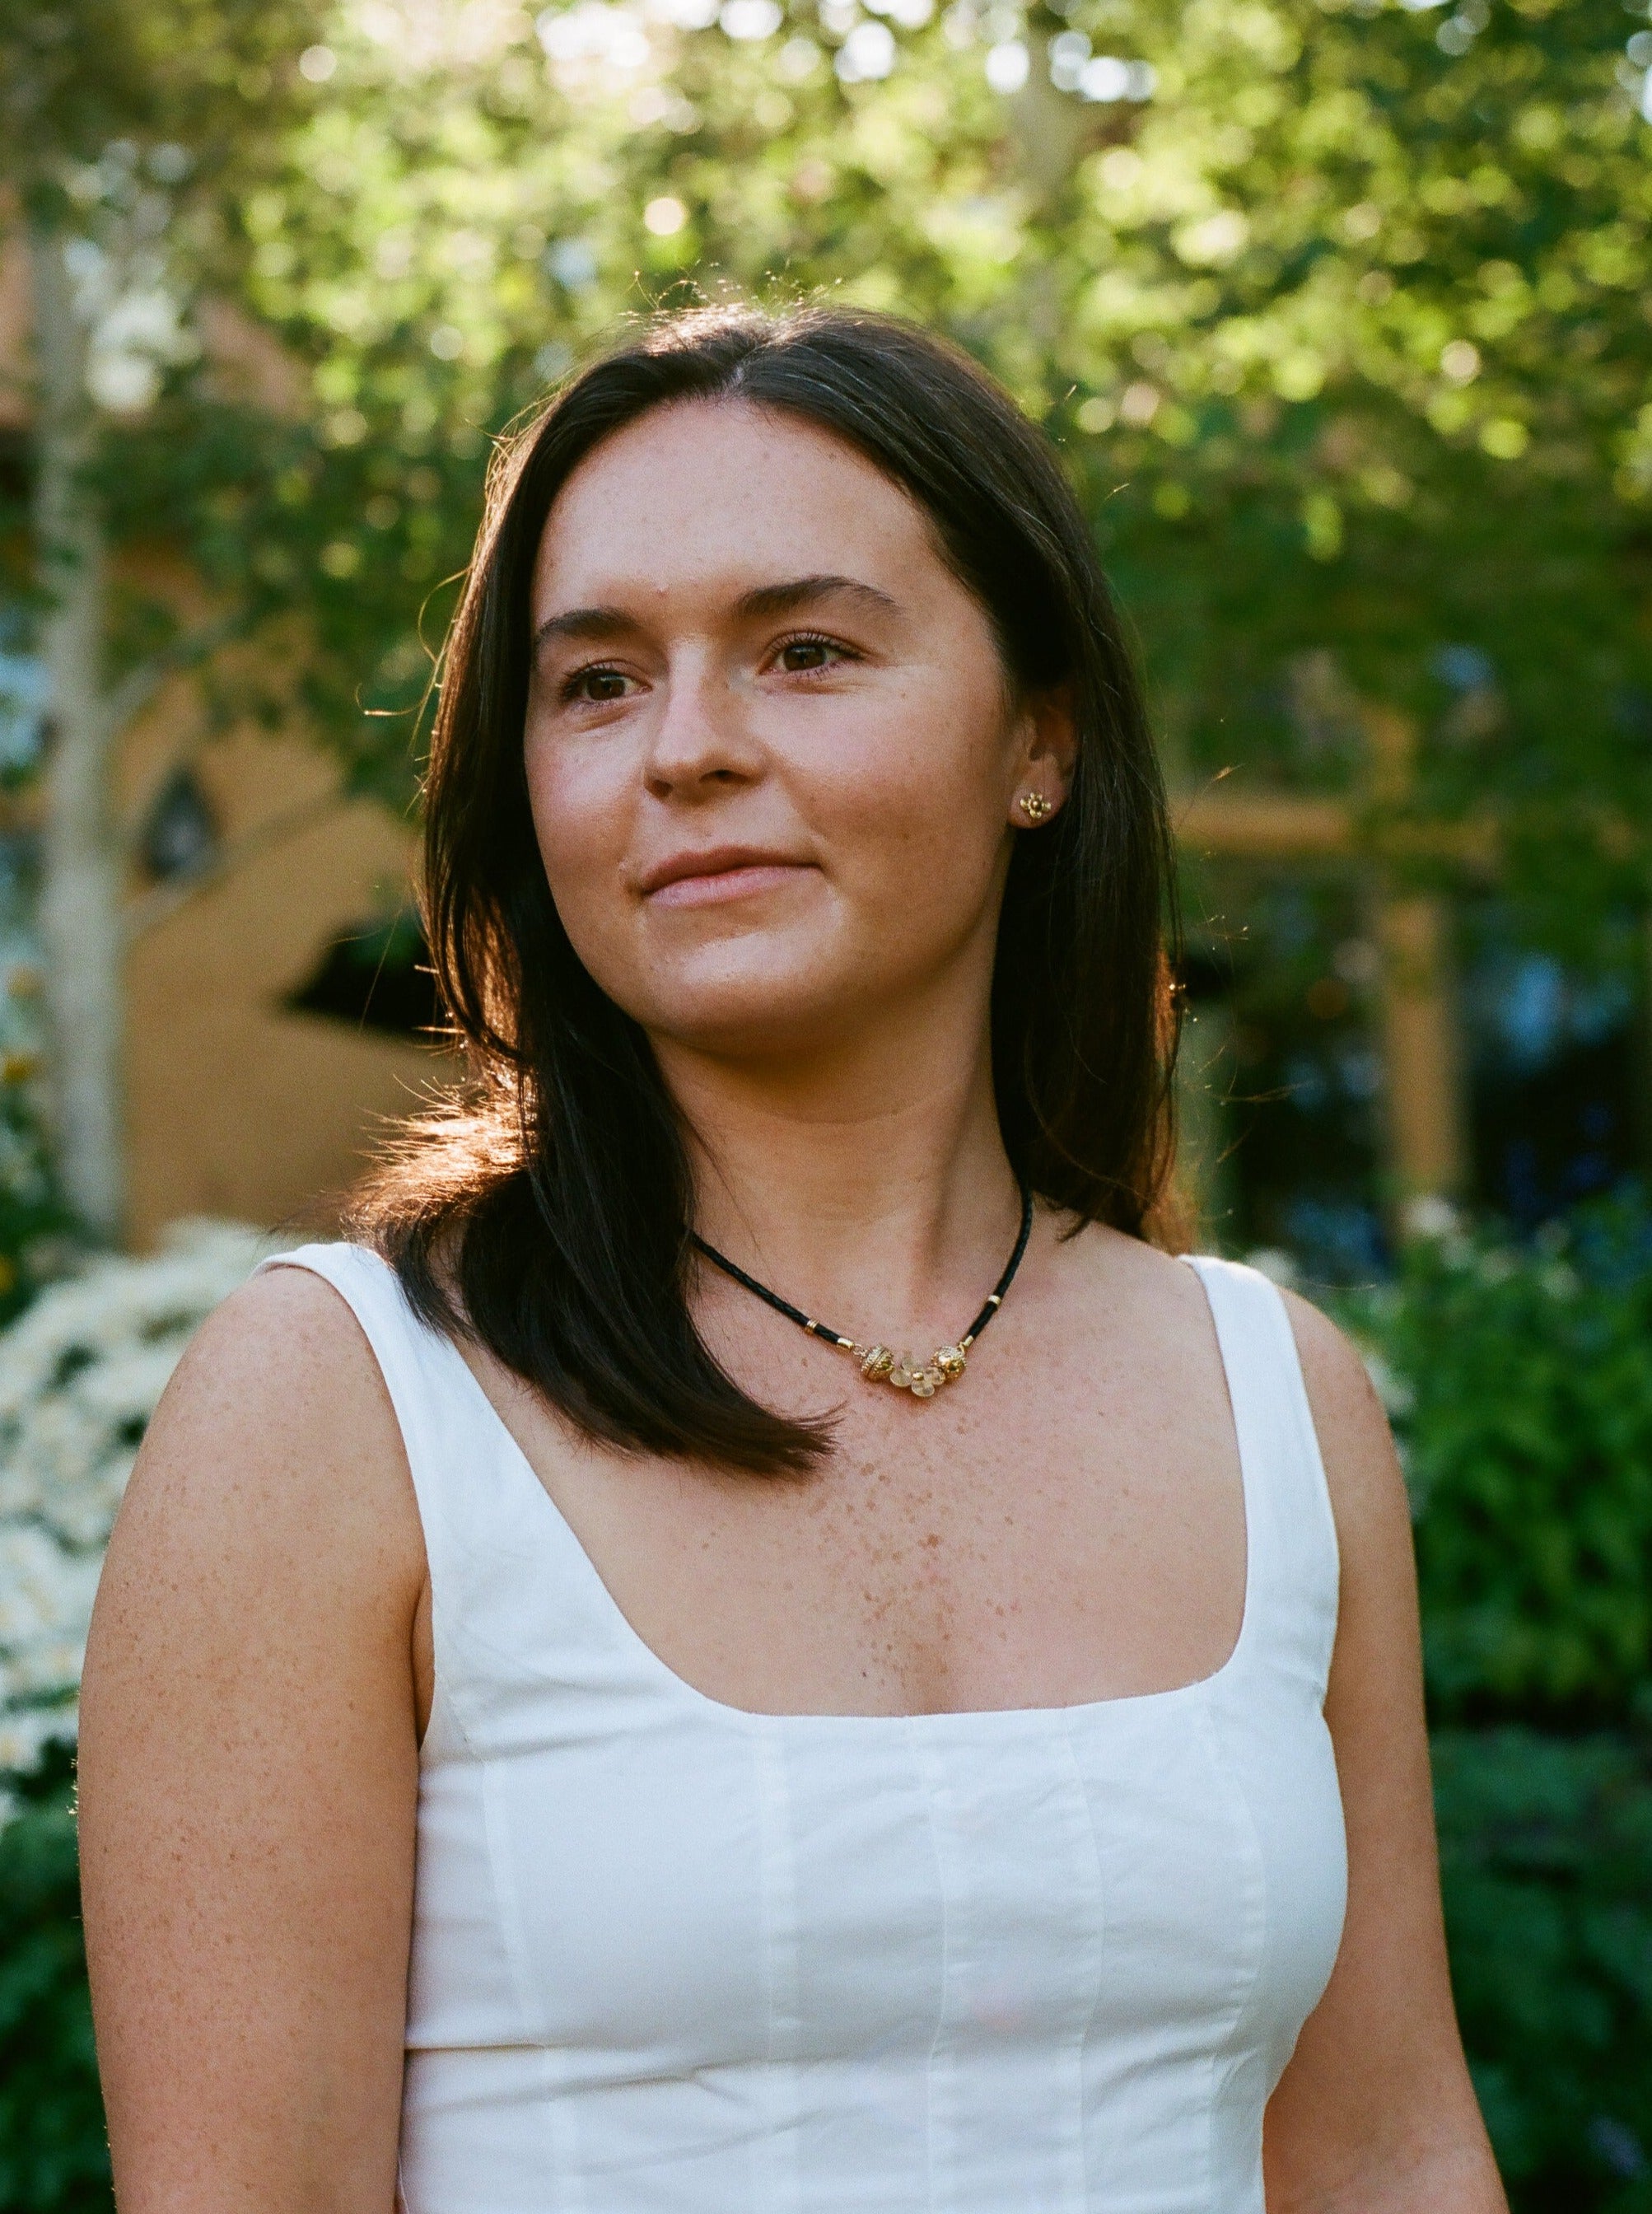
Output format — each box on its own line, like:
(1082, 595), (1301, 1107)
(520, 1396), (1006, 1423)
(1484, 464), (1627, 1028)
(1018, 791), (1052, 824)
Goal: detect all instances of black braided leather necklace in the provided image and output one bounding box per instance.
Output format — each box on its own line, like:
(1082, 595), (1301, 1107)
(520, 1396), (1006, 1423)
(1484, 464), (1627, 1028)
(691, 1185), (1034, 1401)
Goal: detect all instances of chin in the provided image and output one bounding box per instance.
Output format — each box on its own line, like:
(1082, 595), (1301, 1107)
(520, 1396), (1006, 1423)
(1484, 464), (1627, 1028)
(627, 960), (871, 1063)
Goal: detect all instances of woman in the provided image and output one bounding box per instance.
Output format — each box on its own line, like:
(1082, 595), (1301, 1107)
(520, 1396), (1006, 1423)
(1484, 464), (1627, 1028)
(78, 304), (1505, 2213)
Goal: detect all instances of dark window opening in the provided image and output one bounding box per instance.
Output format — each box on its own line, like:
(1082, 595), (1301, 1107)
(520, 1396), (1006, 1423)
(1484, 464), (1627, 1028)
(1462, 902), (1647, 1232)
(286, 911), (445, 1040)
(139, 764), (219, 882)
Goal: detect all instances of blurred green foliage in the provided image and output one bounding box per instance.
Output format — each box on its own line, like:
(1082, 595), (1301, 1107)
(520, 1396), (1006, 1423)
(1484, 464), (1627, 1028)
(1337, 1193), (1652, 2208)
(1435, 1728), (1652, 2210)
(0, 1750), (106, 2214)
(1345, 1194), (1652, 1726)
(0, 1087), (74, 1329)
(6, 0), (1652, 948)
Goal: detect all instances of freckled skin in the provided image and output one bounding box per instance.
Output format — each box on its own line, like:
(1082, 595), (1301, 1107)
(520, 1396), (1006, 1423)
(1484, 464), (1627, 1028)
(457, 1237), (1239, 1720)
(77, 398), (1505, 2214)
(522, 401), (1032, 1065)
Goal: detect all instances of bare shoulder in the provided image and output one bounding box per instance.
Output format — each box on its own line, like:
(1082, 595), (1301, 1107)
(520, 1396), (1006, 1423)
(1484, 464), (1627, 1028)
(79, 1262), (427, 2214)
(1258, 1284), (1416, 1665)
(1275, 1281), (1414, 1573)
(105, 1257), (424, 1615)
(1276, 1281), (1385, 1427)
(1057, 1221), (1412, 1561)
(1045, 1213), (1213, 1321)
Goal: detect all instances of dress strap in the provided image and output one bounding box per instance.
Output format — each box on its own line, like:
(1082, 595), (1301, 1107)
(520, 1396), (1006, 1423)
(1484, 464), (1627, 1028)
(254, 1240), (683, 1750)
(254, 1241), (474, 1526)
(254, 1240), (586, 1753)
(1180, 1255), (1341, 1704)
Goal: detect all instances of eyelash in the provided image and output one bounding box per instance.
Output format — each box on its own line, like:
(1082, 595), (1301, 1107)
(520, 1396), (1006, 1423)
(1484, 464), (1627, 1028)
(557, 630), (857, 705)
(772, 629), (856, 672)
(559, 664), (631, 706)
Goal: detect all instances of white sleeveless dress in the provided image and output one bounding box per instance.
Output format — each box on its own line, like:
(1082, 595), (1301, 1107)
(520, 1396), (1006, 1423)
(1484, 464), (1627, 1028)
(261, 1244), (1346, 2214)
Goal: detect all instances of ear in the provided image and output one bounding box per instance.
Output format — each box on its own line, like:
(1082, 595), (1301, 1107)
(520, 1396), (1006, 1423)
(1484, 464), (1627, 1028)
(1008, 680), (1078, 826)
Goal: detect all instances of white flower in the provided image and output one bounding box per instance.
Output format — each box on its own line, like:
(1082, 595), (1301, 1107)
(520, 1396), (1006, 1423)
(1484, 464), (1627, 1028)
(0, 1218), (279, 1816)
(1400, 1193), (1460, 1242)
(1243, 1245), (1300, 1289)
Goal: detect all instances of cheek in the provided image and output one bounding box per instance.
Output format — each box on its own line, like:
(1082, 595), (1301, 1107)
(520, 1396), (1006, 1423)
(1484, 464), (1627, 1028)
(523, 729), (632, 938)
(788, 676), (1012, 890)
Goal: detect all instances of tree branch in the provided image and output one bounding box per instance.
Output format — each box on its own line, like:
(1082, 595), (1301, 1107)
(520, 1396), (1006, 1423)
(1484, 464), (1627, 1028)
(99, 609), (249, 740)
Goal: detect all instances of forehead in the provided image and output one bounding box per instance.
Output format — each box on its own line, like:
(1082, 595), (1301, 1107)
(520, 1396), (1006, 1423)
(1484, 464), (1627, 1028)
(530, 399), (945, 606)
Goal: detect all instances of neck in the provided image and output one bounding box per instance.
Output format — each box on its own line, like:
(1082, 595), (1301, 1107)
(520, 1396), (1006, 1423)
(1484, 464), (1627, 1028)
(656, 991), (1024, 1347)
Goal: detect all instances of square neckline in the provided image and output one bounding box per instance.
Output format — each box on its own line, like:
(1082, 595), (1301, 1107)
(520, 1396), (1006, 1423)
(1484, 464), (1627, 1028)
(344, 1246), (1260, 1732)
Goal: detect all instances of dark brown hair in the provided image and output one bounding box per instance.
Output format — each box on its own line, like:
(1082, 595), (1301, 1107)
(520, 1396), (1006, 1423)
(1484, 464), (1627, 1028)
(352, 301), (1183, 1472)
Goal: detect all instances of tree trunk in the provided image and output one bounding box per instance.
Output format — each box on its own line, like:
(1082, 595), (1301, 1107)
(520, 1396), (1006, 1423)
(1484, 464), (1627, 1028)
(29, 222), (125, 1241)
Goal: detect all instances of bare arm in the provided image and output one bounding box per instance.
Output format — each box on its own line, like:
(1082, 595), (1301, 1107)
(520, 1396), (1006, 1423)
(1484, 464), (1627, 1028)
(1262, 1291), (1507, 2214)
(77, 1266), (428, 2214)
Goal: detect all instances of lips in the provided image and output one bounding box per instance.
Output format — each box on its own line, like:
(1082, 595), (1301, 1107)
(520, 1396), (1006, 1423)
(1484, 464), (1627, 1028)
(639, 848), (814, 908)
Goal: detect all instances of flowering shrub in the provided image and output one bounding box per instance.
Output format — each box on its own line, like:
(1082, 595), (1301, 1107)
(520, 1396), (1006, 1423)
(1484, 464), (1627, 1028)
(0, 1220), (276, 1807)
(0, 1220), (275, 2212)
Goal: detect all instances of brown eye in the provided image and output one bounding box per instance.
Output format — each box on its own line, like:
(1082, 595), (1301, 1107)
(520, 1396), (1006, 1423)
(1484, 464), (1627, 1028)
(567, 667), (630, 703)
(777, 635), (845, 673)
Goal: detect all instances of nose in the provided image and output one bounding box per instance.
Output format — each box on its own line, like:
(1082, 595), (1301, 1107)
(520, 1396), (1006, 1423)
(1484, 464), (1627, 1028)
(642, 646), (763, 801)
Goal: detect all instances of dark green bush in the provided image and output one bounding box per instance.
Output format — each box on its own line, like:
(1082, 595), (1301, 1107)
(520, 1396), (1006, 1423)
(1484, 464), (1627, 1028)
(1341, 1193), (1652, 1729)
(1435, 1728), (1652, 2212)
(1337, 1189), (1652, 2209)
(0, 1749), (109, 2213)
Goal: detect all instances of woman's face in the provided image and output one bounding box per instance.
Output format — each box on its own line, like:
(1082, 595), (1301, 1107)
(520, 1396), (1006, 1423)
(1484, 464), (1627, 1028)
(524, 398), (1069, 1061)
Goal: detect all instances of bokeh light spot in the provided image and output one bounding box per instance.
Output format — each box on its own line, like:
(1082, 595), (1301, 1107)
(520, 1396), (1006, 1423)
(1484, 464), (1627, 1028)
(1480, 418), (1530, 460)
(984, 39), (1029, 91)
(721, 0), (782, 38)
(837, 20), (897, 77)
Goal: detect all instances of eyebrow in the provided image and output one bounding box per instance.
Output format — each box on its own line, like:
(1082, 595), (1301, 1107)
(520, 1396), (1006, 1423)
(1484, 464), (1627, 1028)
(531, 572), (901, 656)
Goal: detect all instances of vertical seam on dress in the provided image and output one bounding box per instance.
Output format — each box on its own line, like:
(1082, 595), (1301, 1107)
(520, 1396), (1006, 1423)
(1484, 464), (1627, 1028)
(908, 1717), (958, 2214)
(1196, 1685), (1272, 2213)
(753, 1716), (804, 2214)
(1056, 1712), (1110, 2214)
(1197, 1264), (1273, 2206)
(479, 1756), (581, 2211)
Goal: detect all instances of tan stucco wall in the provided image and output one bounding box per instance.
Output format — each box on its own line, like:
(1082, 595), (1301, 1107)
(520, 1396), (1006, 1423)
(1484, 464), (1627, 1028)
(122, 706), (445, 1250)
